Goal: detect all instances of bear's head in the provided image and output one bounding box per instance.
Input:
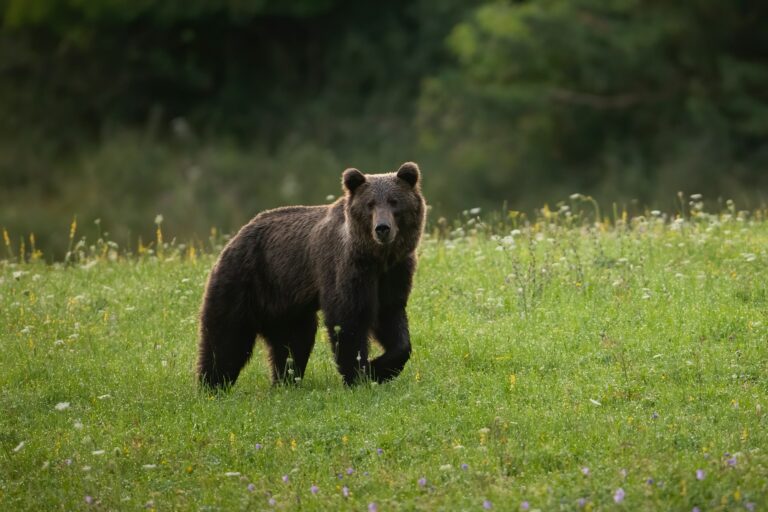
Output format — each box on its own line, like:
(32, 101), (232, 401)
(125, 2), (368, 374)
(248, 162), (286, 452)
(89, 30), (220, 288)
(342, 162), (425, 255)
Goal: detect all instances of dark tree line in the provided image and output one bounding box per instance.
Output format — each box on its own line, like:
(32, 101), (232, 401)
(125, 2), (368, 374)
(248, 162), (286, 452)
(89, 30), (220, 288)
(1, 0), (767, 256)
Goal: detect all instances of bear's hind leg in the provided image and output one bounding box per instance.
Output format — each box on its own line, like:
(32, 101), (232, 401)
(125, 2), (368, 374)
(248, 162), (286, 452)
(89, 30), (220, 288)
(264, 313), (318, 385)
(197, 321), (257, 389)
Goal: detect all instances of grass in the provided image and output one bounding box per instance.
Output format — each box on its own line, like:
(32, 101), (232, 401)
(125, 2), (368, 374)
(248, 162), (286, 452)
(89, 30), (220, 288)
(1, 204), (767, 511)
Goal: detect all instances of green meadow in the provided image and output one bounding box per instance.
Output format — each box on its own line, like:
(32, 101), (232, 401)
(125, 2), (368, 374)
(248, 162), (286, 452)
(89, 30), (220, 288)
(2, 205), (767, 511)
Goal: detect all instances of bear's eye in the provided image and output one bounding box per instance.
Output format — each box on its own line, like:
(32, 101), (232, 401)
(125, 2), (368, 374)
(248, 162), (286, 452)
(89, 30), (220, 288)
(387, 199), (398, 207)
(367, 200), (375, 209)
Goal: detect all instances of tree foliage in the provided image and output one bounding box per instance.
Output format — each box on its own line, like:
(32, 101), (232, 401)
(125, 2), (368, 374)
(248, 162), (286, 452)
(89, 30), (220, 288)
(419, 0), (768, 208)
(1, 0), (767, 255)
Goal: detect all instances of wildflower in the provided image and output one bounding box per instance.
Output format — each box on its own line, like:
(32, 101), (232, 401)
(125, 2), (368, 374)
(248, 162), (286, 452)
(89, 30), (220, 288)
(521, 501), (530, 510)
(247, 483), (256, 492)
(461, 463), (469, 470)
(614, 488), (625, 503)
(85, 496), (93, 505)
(282, 475), (289, 483)
(268, 497), (276, 506)
(346, 467), (354, 475)
(254, 443), (263, 450)
(483, 499), (493, 509)
(368, 503), (378, 512)
(577, 498), (586, 508)
(651, 412), (659, 420)
(376, 448), (383, 455)
(646, 478), (654, 485)
(696, 469), (705, 481)
(581, 466), (590, 476)
(418, 477), (427, 487)
(55, 402), (71, 411)
(692, 507), (700, 512)
(726, 455), (737, 467)
(745, 502), (755, 511)
(74, 420), (83, 430)
(342, 486), (349, 498)
(310, 485), (319, 495)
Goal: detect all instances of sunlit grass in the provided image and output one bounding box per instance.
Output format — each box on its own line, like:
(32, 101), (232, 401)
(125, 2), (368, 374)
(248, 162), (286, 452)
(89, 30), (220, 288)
(1, 201), (767, 510)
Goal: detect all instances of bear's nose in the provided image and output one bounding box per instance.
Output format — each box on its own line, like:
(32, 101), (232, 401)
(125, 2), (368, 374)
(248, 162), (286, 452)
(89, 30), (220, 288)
(375, 224), (391, 237)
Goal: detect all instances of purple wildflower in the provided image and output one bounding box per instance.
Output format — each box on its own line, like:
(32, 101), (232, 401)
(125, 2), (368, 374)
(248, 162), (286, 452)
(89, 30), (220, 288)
(727, 456), (737, 467)
(84, 496), (93, 505)
(282, 475), (289, 483)
(577, 498), (587, 508)
(342, 486), (349, 498)
(581, 466), (590, 476)
(346, 467), (354, 475)
(254, 443), (262, 450)
(696, 469), (705, 481)
(376, 448), (383, 455)
(247, 483), (256, 492)
(745, 502), (755, 512)
(692, 507), (700, 512)
(646, 478), (654, 485)
(461, 463), (469, 470)
(268, 497), (276, 506)
(483, 499), (493, 509)
(368, 503), (378, 512)
(310, 484), (319, 495)
(418, 477), (427, 487)
(651, 411), (659, 420)
(520, 501), (530, 511)
(614, 488), (625, 504)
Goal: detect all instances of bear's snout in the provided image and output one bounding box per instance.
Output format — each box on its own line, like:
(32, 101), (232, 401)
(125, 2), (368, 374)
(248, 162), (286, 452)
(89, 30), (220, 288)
(375, 223), (391, 243)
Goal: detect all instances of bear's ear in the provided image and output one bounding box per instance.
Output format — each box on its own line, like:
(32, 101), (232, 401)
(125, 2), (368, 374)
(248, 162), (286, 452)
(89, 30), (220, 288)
(396, 162), (420, 188)
(342, 168), (366, 194)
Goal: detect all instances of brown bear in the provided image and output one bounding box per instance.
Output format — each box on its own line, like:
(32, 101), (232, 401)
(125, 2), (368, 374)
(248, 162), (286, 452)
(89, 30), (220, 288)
(196, 162), (426, 388)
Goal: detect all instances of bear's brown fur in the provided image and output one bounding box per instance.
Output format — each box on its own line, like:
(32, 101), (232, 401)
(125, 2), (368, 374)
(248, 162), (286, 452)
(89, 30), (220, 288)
(197, 162), (426, 387)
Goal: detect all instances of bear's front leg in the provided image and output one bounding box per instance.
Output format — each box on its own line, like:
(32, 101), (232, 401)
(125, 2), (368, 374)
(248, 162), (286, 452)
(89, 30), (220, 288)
(322, 273), (377, 385)
(371, 307), (412, 383)
(326, 320), (371, 385)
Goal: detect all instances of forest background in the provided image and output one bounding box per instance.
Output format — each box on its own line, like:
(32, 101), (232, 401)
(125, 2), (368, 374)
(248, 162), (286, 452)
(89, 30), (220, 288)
(1, 0), (767, 256)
